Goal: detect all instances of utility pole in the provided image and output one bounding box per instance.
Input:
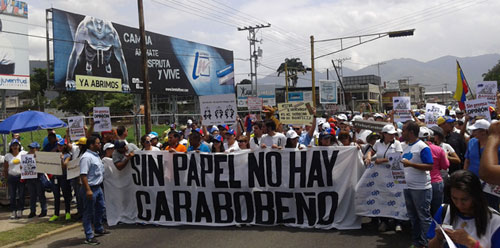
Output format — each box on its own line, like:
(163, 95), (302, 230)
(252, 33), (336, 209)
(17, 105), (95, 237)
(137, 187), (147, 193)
(138, 0), (151, 134)
(371, 62), (386, 77)
(310, 36), (316, 108)
(238, 24), (271, 97)
(332, 57), (350, 111)
(285, 63), (289, 102)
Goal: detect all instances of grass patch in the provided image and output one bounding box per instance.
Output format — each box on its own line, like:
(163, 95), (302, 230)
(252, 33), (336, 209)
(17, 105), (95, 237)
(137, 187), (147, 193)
(0, 219), (77, 246)
(11, 125), (170, 151)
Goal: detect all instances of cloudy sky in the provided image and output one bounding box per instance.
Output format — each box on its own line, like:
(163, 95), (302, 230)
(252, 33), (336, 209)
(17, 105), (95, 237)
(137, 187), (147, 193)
(26, 0), (499, 83)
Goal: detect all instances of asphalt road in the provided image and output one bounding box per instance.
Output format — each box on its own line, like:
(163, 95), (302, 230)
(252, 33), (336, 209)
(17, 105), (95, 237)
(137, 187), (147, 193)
(25, 219), (412, 248)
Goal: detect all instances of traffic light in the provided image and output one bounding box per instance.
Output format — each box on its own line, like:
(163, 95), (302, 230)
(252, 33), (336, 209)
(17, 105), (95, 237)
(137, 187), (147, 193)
(388, 29), (415, 38)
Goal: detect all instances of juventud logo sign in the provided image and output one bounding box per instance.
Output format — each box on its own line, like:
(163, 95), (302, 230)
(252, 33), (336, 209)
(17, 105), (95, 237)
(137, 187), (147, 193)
(103, 147), (364, 230)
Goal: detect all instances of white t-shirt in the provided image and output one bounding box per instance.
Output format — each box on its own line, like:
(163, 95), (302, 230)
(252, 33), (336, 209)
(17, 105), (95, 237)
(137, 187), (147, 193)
(71, 144), (81, 160)
(260, 133), (287, 148)
(441, 206), (500, 248)
(249, 136), (262, 150)
(440, 142), (455, 154)
(355, 129), (372, 143)
(373, 140), (403, 159)
(224, 142), (241, 152)
(402, 140), (433, 190)
(5, 151), (28, 176)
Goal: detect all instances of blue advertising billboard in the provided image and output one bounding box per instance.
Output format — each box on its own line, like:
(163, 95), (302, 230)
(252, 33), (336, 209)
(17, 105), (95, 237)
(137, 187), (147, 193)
(51, 8), (234, 96)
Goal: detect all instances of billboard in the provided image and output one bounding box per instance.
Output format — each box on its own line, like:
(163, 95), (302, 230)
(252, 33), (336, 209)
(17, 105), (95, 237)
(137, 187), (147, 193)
(0, 1), (30, 90)
(52, 8), (234, 95)
(319, 80), (337, 104)
(237, 84), (276, 107)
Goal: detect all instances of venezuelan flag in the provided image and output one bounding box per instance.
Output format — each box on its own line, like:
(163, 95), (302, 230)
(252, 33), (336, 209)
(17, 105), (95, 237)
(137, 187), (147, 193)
(454, 61), (469, 110)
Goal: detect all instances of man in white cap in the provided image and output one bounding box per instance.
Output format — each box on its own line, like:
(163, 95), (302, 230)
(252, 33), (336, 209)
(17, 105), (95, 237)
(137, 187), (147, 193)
(373, 113), (384, 122)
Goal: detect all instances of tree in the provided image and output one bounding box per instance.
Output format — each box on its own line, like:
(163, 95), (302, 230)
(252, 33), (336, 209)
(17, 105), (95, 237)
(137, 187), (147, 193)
(483, 60), (500, 84)
(276, 58), (308, 87)
(53, 91), (134, 115)
(239, 79), (251, 84)
(19, 68), (49, 111)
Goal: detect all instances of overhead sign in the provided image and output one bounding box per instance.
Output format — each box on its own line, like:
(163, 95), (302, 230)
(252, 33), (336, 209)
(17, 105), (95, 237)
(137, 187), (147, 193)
(476, 81), (497, 108)
(93, 107), (112, 132)
(465, 98), (491, 121)
(0, 1), (30, 91)
(104, 148), (364, 229)
(278, 101), (314, 125)
(288, 91), (312, 102)
(319, 80), (337, 104)
(393, 97), (411, 123)
(200, 94), (237, 126)
(52, 8), (234, 95)
(425, 103), (446, 127)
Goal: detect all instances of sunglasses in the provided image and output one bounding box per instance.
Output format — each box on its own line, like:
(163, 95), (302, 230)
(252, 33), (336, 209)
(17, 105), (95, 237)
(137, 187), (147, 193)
(237, 140), (247, 143)
(293, 128), (301, 131)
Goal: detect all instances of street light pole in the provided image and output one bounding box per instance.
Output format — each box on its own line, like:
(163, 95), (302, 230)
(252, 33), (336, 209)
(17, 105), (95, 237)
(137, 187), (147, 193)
(310, 35), (316, 108)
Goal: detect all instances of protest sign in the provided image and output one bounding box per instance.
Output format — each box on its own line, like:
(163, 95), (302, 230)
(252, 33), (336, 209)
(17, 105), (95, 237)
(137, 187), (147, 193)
(68, 116), (86, 141)
(93, 107), (112, 132)
(21, 154), (37, 180)
(483, 183), (500, 198)
(200, 94), (237, 126)
(35, 152), (63, 175)
(355, 162), (408, 220)
(393, 97), (411, 123)
(278, 101), (314, 125)
(104, 147), (365, 229)
(387, 153), (407, 189)
(67, 159), (81, 180)
(425, 103), (446, 127)
(247, 96), (263, 111)
(319, 80), (337, 104)
(465, 99), (491, 121)
(476, 81), (497, 108)
(352, 120), (387, 133)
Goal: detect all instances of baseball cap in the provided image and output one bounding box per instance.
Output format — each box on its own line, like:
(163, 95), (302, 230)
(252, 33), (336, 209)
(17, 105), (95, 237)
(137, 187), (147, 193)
(213, 135), (223, 142)
(321, 122), (330, 130)
(417, 115), (425, 120)
(286, 130), (299, 139)
(57, 138), (65, 146)
(226, 129), (236, 136)
(419, 127), (433, 138)
(9, 139), (20, 146)
(381, 124), (397, 134)
(318, 119), (326, 126)
(28, 142), (40, 149)
(469, 119), (490, 131)
(319, 128), (336, 139)
(103, 142), (115, 150)
(187, 119), (193, 125)
(76, 137), (87, 145)
(192, 128), (204, 136)
(149, 131), (159, 138)
(436, 116), (455, 126)
(429, 126), (444, 137)
(449, 110), (456, 116)
(220, 124), (229, 131)
(337, 114), (348, 121)
(114, 140), (126, 149)
(208, 126), (219, 134)
(374, 113), (384, 119)
(352, 115), (363, 122)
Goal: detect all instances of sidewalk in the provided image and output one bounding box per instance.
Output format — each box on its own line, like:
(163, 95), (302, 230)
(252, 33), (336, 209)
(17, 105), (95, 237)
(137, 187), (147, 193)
(0, 192), (81, 247)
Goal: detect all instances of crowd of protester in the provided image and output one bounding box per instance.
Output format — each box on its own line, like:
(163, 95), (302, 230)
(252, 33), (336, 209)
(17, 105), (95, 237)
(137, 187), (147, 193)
(3, 105), (500, 247)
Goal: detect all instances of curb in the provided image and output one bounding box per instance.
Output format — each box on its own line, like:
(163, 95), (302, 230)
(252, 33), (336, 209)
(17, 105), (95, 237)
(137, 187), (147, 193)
(1, 222), (81, 248)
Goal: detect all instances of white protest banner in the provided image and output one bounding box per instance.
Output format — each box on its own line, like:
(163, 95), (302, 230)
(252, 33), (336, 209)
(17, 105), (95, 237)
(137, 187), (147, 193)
(35, 152), (63, 175)
(247, 96), (263, 111)
(21, 154), (37, 180)
(476, 81), (497, 108)
(104, 147), (365, 230)
(278, 101), (314, 125)
(93, 107), (112, 132)
(393, 97), (412, 123)
(425, 103), (446, 127)
(67, 158), (81, 180)
(465, 98), (491, 121)
(355, 162), (408, 220)
(68, 116), (85, 141)
(200, 94), (237, 126)
(319, 80), (337, 104)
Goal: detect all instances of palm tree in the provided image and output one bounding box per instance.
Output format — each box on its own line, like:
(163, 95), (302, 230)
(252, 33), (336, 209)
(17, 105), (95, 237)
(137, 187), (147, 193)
(276, 58), (308, 87)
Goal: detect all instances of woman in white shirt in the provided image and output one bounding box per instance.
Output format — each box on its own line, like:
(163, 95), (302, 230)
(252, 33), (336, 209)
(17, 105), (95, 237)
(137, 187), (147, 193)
(364, 124), (404, 232)
(3, 139), (28, 219)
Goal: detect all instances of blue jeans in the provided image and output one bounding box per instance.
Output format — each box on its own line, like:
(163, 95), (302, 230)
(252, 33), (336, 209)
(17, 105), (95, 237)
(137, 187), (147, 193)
(51, 176), (72, 216)
(81, 186), (105, 239)
(431, 181), (444, 216)
(7, 175), (25, 211)
(404, 188), (432, 247)
(26, 175), (47, 214)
